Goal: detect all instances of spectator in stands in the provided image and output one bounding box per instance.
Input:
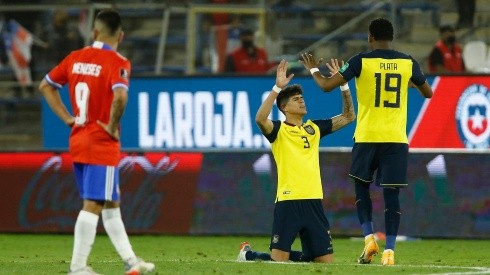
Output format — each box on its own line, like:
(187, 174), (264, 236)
(428, 25), (465, 74)
(455, 0), (476, 29)
(1, 1), (41, 95)
(270, 0), (314, 31)
(39, 9), (84, 68)
(224, 28), (273, 74)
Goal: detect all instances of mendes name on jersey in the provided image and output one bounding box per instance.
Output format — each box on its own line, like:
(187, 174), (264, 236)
(264, 119), (332, 202)
(340, 49), (426, 143)
(45, 41), (131, 166)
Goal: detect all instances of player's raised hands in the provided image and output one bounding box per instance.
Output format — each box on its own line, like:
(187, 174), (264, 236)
(275, 59), (294, 88)
(326, 58), (344, 77)
(300, 52), (323, 71)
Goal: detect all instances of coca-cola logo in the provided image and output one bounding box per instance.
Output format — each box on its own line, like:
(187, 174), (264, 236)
(18, 154), (179, 231)
(118, 155), (178, 229)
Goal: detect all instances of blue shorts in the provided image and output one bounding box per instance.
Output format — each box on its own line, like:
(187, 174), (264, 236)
(270, 199), (333, 259)
(349, 142), (408, 187)
(73, 162), (120, 201)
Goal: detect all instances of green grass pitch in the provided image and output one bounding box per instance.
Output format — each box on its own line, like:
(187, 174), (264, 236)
(1, 234), (489, 274)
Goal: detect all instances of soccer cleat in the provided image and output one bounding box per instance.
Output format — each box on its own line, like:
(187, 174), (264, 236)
(67, 266), (101, 275)
(381, 249), (395, 266)
(358, 234), (379, 264)
(125, 258), (155, 275)
(237, 241), (252, 262)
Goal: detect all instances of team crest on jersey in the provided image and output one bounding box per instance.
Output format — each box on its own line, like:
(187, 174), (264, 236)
(303, 125), (315, 135)
(455, 84), (490, 148)
(120, 68), (129, 79)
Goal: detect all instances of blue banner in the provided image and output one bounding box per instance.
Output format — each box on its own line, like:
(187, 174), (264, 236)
(42, 76), (433, 149)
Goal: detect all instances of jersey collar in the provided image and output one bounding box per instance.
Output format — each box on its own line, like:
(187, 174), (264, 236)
(92, 41), (113, 50)
(284, 121), (304, 128)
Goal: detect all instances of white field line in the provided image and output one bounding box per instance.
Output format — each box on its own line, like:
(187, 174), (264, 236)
(231, 261), (490, 274)
(5, 259), (490, 274)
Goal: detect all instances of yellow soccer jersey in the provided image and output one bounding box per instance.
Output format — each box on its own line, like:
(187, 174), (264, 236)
(340, 49), (427, 143)
(264, 119), (332, 202)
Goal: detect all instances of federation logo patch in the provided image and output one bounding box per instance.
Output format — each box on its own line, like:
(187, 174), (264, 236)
(455, 84), (490, 148)
(272, 235), (279, 244)
(303, 125), (315, 135)
(339, 62), (349, 73)
(120, 68), (129, 79)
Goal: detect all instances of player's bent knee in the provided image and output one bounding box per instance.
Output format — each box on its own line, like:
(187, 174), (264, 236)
(271, 249), (290, 262)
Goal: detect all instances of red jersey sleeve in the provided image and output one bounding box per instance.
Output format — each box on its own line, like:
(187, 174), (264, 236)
(111, 57), (131, 91)
(45, 54), (71, 89)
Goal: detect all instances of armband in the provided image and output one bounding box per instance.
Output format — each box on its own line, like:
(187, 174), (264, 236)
(340, 83), (349, 91)
(310, 68), (320, 75)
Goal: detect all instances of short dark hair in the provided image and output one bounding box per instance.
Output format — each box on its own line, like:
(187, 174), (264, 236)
(369, 18), (394, 41)
(439, 24), (455, 33)
(95, 9), (122, 36)
(276, 84), (303, 114)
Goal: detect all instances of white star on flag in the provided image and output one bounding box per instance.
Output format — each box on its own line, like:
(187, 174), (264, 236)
(470, 108), (485, 130)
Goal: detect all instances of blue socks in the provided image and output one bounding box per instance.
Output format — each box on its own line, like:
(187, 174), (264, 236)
(384, 187), (400, 250)
(383, 188), (400, 237)
(355, 180), (401, 251)
(355, 180), (373, 235)
(289, 251), (304, 262)
(245, 251), (271, 261)
(361, 222), (374, 236)
(385, 235), (396, 250)
(245, 250), (305, 262)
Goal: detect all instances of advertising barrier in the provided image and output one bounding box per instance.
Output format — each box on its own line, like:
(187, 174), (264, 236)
(409, 76), (490, 149)
(1, 150), (489, 238)
(42, 75), (432, 149)
(0, 152), (202, 234)
(42, 75), (490, 150)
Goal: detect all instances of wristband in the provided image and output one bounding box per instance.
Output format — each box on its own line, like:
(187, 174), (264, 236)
(272, 84), (282, 93)
(310, 68), (320, 75)
(340, 83), (349, 91)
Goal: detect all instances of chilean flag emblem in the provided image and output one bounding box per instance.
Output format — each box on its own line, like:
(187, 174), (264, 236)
(410, 77), (490, 149)
(455, 84), (490, 148)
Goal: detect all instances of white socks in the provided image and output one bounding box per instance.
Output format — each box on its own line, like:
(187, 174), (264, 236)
(70, 208), (137, 271)
(102, 208), (137, 264)
(70, 210), (99, 271)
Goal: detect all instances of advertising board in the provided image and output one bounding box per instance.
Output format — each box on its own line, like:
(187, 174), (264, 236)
(42, 75), (430, 149)
(42, 75), (490, 149)
(1, 151), (488, 238)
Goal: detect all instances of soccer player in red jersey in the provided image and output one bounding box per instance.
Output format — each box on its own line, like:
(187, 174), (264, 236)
(39, 9), (154, 275)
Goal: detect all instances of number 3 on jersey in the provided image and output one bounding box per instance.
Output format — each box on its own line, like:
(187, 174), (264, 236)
(374, 72), (401, 108)
(75, 82), (90, 125)
(301, 136), (310, 148)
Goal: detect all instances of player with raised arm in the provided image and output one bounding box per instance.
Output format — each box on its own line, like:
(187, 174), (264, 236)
(238, 59), (355, 263)
(301, 18), (433, 266)
(38, 9), (154, 275)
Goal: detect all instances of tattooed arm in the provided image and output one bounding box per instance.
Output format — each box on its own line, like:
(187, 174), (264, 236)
(331, 88), (356, 132)
(326, 59), (356, 132)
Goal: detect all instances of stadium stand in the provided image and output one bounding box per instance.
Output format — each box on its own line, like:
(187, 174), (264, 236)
(1, 0), (490, 149)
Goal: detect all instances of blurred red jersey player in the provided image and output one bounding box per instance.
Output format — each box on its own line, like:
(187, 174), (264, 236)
(38, 9), (155, 275)
(45, 40), (129, 166)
